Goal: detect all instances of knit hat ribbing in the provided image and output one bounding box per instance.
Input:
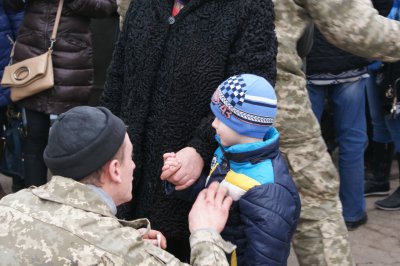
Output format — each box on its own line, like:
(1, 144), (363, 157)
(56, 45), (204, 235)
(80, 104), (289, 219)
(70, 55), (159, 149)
(43, 106), (126, 180)
(210, 74), (277, 139)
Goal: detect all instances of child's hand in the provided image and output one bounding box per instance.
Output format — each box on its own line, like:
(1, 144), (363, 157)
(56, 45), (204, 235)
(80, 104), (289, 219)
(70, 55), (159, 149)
(161, 147), (204, 190)
(161, 152), (182, 181)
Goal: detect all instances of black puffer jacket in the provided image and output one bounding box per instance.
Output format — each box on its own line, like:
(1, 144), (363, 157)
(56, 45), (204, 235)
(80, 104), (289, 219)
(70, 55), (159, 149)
(102, 0), (277, 240)
(307, 0), (393, 75)
(5, 0), (117, 114)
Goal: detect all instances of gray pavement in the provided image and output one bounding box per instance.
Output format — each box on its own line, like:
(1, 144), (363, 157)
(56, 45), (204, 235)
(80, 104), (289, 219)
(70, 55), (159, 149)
(288, 178), (400, 266)
(1, 169), (399, 265)
(288, 161), (400, 266)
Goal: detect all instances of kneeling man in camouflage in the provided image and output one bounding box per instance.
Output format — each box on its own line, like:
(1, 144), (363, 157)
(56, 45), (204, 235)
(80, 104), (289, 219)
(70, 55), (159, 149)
(0, 106), (234, 265)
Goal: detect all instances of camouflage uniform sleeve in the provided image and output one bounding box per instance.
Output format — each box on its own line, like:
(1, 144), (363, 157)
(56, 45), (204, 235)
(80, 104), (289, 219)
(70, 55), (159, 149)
(117, 0), (131, 30)
(189, 229), (236, 266)
(122, 229), (234, 265)
(303, 0), (400, 61)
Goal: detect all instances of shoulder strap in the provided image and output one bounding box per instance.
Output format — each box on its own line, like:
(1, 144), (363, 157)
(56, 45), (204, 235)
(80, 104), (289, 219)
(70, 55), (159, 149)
(49, 0), (64, 50)
(9, 0), (64, 61)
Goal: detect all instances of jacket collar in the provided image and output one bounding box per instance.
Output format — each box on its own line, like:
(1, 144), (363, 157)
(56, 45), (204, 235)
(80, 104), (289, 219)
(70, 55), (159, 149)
(217, 127), (280, 163)
(86, 184), (117, 215)
(28, 176), (152, 231)
(31, 176), (116, 218)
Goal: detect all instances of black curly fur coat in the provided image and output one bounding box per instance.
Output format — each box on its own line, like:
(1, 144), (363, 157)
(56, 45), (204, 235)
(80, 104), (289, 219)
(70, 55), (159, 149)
(101, 0), (277, 241)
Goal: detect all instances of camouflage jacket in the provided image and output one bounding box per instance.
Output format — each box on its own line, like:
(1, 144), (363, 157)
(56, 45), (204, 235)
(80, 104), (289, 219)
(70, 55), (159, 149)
(116, 0), (130, 30)
(274, 0), (400, 96)
(273, 0), (400, 218)
(0, 176), (234, 265)
(273, 0), (400, 144)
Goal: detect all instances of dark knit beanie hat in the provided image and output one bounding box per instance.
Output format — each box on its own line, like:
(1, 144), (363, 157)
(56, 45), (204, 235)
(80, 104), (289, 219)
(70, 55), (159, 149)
(210, 74), (277, 139)
(43, 106), (126, 180)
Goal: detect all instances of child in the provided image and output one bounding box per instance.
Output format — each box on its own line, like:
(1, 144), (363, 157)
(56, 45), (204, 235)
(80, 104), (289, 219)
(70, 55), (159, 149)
(162, 74), (301, 266)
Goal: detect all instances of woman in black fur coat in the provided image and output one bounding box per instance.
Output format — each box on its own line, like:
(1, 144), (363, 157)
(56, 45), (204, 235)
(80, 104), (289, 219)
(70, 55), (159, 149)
(101, 0), (277, 260)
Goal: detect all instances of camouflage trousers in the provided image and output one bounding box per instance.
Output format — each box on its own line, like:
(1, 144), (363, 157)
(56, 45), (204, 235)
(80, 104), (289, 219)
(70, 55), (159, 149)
(275, 71), (354, 266)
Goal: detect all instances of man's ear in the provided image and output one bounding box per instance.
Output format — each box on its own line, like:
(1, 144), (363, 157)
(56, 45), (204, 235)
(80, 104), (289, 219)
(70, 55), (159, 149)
(106, 159), (123, 184)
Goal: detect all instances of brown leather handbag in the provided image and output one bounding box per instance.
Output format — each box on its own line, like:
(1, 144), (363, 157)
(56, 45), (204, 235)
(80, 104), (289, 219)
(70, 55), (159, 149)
(1, 0), (64, 101)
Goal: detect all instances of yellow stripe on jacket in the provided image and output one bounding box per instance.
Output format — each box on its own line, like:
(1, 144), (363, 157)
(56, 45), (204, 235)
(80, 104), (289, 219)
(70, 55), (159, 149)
(224, 171), (261, 191)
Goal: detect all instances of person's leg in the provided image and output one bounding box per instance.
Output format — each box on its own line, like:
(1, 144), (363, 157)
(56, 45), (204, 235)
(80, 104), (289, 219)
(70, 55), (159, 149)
(375, 117), (400, 210)
(0, 107), (8, 198)
(276, 75), (353, 265)
(23, 110), (50, 187)
(308, 84), (338, 152)
(365, 71), (393, 196)
(366, 72), (393, 144)
(331, 79), (367, 225)
(0, 121), (8, 196)
(330, 79), (368, 225)
(365, 141), (393, 196)
(306, 83), (326, 122)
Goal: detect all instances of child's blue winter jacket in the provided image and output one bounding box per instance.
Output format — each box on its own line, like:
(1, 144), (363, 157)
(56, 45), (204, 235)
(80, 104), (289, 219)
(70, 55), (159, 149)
(166, 127), (301, 265)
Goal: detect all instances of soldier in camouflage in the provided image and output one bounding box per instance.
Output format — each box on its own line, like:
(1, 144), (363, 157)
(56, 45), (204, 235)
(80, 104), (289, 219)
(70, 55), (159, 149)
(0, 106), (235, 265)
(273, 0), (400, 265)
(115, 0), (400, 265)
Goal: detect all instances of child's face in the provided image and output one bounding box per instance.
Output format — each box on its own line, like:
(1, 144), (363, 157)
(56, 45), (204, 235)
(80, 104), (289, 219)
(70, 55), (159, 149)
(212, 118), (242, 147)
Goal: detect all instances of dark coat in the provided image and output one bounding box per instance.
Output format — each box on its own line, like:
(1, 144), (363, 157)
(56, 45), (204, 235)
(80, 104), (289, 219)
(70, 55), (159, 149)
(166, 129), (301, 265)
(0, 2), (23, 106)
(5, 0), (117, 114)
(101, 0), (277, 240)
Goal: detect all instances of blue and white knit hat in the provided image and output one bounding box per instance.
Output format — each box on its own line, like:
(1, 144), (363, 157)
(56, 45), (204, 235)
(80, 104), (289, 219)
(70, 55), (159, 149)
(210, 74), (277, 139)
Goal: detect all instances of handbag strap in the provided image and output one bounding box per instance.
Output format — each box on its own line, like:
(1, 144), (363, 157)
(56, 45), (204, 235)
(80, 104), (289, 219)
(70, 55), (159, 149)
(49, 0), (64, 50)
(9, 0), (64, 60)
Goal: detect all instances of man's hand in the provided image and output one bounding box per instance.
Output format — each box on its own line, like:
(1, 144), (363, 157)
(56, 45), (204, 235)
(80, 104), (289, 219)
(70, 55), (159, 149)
(189, 182), (232, 233)
(138, 228), (167, 249)
(160, 147), (204, 190)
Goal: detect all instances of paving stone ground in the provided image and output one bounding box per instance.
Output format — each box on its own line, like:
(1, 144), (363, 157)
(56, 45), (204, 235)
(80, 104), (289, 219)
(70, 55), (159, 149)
(288, 161), (400, 266)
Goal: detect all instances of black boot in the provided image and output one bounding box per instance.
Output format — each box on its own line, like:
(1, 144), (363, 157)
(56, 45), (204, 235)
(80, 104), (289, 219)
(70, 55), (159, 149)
(375, 154), (400, 211)
(365, 142), (394, 196)
(375, 187), (400, 210)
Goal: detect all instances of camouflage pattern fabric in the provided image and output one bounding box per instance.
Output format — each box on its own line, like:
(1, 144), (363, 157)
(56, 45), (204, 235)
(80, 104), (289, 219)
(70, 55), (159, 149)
(116, 0), (130, 30)
(273, 0), (400, 265)
(0, 176), (234, 265)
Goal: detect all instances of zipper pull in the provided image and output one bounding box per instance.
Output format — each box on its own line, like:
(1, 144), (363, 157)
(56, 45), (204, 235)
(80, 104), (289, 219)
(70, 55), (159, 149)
(6, 34), (15, 46)
(391, 95), (397, 116)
